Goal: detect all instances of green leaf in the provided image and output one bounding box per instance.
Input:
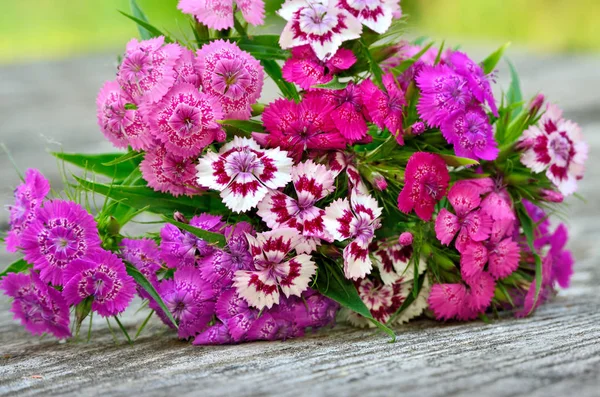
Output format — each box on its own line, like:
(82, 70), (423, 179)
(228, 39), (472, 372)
(163, 217), (227, 248)
(0, 258), (31, 279)
(314, 76), (348, 90)
(391, 41), (435, 76)
(481, 42), (511, 75)
(237, 36), (289, 60)
(125, 263), (178, 329)
(389, 273), (425, 323)
(52, 152), (137, 181)
(516, 203), (543, 315)
(439, 153), (480, 167)
(313, 260), (396, 341)
(218, 119), (264, 133)
(113, 315), (133, 345)
(129, 0), (152, 40)
(359, 39), (383, 86)
(434, 40), (445, 65)
(101, 151), (143, 167)
(118, 11), (172, 42)
(261, 59), (299, 100)
(74, 176), (226, 217)
(506, 59), (523, 117)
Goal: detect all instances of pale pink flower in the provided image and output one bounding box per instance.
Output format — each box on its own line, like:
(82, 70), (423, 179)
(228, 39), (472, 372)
(140, 145), (203, 197)
(196, 137), (293, 213)
(178, 0), (265, 30)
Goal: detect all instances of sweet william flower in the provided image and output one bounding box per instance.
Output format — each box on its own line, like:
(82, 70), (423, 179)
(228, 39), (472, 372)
(146, 83), (225, 158)
(1, 272), (71, 339)
(282, 45), (356, 89)
(324, 194), (382, 280)
(21, 200), (101, 286)
(519, 104), (588, 195)
(448, 51), (498, 116)
(233, 228), (317, 309)
(196, 40), (264, 120)
(63, 250), (136, 317)
(278, 0), (362, 60)
(319, 83), (369, 141)
(428, 283), (466, 321)
(397, 152), (449, 221)
(338, 0), (399, 34)
(361, 73), (406, 144)
(441, 106), (498, 161)
(120, 238), (163, 300)
(196, 137), (293, 213)
(6, 169), (50, 253)
(178, 0), (265, 31)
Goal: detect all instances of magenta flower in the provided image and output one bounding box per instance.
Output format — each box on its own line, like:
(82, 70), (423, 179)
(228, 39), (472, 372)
(6, 169), (50, 253)
(233, 229), (317, 309)
(441, 106), (498, 161)
(398, 232), (413, 246)
(520, 104), (588, 195)
(21, 200), (101, 285)
(397, 152), (450, 221)
(435, 180), (493, 253)
(118, 37), (181, 104)
(278, 0), (362, 60)
(457, 272), (496, 320)
(147, 83), (224, 158)
(193, 322), (233, 345)
(282, 45), (356, 89)
(178, 0), (265, 30)
(196, 137), (293, 213)
(338, 0), (399, 33)
(547, 224), (574, 288)
(63, 250), (136, 317)
(151, 267), (216, 339)
(324, 194), (382, 280)
(257, 160), (336, 249)
(448, 51), (498, 116)
(256, 95), (347, 161)
(196, 40), (264, 120)
(319, 83), (369, 140)
(120, 238), (163, 299)
(428, 283), (467, 321)
(139, 145), (203, 197)
(1, 272), (71, 339)
(361, 73), (406, 143)
(96, 81), (153, 151)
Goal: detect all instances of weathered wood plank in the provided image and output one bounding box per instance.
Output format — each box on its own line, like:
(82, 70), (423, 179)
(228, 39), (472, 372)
(0, 49), (599, 396)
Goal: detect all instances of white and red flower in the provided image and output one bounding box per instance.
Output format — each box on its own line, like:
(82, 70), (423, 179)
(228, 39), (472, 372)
(257, 160), (336, 253)
(278, 0), (363, 60)
(233, 229), (317, 309)
(338, 0), (399, 34)
(520, 104), (588, 195)
(196, 137), (293, 212)
(323, 194), (382, 279)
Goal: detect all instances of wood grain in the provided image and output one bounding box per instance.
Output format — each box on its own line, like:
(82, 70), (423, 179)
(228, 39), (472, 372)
(0, 49), (599, 396)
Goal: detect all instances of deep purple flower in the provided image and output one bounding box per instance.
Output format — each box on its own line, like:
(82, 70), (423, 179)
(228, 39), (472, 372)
(441, 106), (498, 161)
(6, 169), (50, 253)
(1, 272), (71, 339)
(21, 200), (101, 285)
(448, 51), (498, 116)
(120, 238), (164, 299)
(62, 250), (136, 317)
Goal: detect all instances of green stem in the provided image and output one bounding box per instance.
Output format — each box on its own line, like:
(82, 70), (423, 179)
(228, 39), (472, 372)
(113, 316), (133, 345)
(135, 310), (155, 340)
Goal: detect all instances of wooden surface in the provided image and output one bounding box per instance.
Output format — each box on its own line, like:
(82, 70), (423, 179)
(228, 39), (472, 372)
(0, 50), (599, 396)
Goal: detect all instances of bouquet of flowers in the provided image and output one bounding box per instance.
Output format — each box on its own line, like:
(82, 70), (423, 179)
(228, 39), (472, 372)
(1, 0), (588, 345)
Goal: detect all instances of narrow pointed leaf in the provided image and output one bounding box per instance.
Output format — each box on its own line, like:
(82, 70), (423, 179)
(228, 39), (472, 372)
(163, 217), (227, 248)
(52, 152), (137, 181)
(481, 42), (511, 74)
(439, 153), (480, 167)
(260, 59), (299, 100)
(391, 41), (435, 76)
(119, 11), (172, 42)
(129, 0), (152, 40)
(0, 259), (31, 279)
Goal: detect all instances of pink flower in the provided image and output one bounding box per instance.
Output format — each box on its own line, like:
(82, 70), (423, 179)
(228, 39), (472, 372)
(428, 283), (467, 321)
(397, 152), (449, 221)
(338, 0), (399, 34)
(173, 48), (201, 88)
(146, 83), (224, 158)
(520, 104), (588, 195)
(398, 232), (413, 246)
(233, 229), (317, 309)
(435, 180), (492, 253)
(441, 106), (498, 161)
(21, 200), (101, 286)
(6, 169), (50, 253)
(178, 0), (265, 30)
(256, 95), (347, 161)
(257, 160), (336, 251)
(63, 250), (136, 317)
(282, 45), (356, 89)
(361, 73), (406, 143)
(196, 137), (293, 213)
(196, 40), (264, 120)
(278, 0), (362, 60)
(448, 51), (498, 116)
(118, 37), (182, 103)
(1, 272), (71, 339)
(140, 145), (203, 197)
(324, 194), (382, 280)
(96, 81), (153, 150)
(319, 83), (369, 140)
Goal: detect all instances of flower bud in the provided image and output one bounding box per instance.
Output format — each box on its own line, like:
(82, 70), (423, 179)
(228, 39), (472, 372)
(399, 232), (413, 246)
(372, 173), (388, 191)
(540, 189), (564, 203)
(173, 211), (188, 223)
(411, 122), (425, 135)
(529, 94), (545, 116)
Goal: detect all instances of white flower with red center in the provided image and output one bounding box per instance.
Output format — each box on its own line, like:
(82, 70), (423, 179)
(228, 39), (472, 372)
(147, 83), (225, 158)
(323, 194), (382, 279)
(233, 229), (317, 309)
(520, 104), (588, 195)
(257, 160), (336, 253)
(338, 0), (399, 34)
(372, 240), (425, 285)
(278, 0), (363, 60)
(196, 40), (264, 120)
(196, 137), (293, 213)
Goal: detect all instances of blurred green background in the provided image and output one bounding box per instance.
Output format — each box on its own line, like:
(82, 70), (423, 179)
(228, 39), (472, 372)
(1, 0), (599, 63)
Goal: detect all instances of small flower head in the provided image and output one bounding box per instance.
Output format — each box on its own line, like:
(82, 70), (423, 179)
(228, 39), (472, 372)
(338, 0), (399, 34)
(398, 232), (413, 246)
(178, 0), (265, 30)
(140, 145), (203, 197)
(282, 45), (356, 89)
(120, 238), (163, 299)
(397, 152), (450, 221)
(21, 200), (101, 285)
(63, 250), (136, 317)
(428, 283), (467, 321)
(196, 137), (293, 213)
(448, 51), (498, 116)
(441, 106), (498, 161)
(361, 73), (406, 143)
